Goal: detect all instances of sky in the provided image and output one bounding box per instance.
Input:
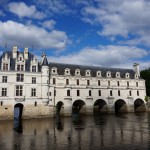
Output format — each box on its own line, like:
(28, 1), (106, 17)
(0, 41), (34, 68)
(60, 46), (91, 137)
(0, 0), (150, 69)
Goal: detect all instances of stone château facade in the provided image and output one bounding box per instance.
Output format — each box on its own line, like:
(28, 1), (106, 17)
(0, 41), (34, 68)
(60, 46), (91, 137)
(0, 46), (147, 120)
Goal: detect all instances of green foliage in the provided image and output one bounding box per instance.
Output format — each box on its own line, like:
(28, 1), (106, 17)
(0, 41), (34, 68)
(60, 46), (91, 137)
(141, 68), (150, 96)
(145, 96), (149, 102)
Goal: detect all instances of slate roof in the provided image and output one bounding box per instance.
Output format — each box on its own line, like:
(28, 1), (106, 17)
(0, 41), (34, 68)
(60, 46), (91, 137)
(42, 56), (48, 66)
(0, 51), (41, 72)
(49, 62), (136, 79)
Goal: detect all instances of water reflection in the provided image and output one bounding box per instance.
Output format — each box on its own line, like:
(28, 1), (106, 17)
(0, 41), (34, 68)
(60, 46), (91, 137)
(13, 119), (23, 133)
(0, 113), (150, 149)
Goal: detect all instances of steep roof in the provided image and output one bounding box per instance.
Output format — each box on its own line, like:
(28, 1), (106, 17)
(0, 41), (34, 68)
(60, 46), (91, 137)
(0, 51), (41, 72)
(42, 56), (49, 66)
(49, 62), (136, 79)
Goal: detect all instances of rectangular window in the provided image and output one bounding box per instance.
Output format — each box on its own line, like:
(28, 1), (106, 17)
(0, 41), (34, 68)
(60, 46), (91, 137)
(118, 90), (120, 96)
(117, 81), (120, 86)
(77, 79), (79, 85)
(16, 74), (24, 82)
(108, 81), (110, 86)
(127, 81), (129, 87)
(98, 80), (100, 86)
(137, 91), (139, 96)
(110, 90), (112, 96)
(98, 90), (101, 96)
(136, 82), (138, 87)
(66, 79), (69, 85)
(53, 78), (56, 84)
(1, 88), (7, 96)
(16, 85), (23, 96)
(54, 90), (56, 96)
(2, 76), (7, 83)
(89, 90), (91, 96)
(87, 80), (90, 85)
(77, 90), (80, 96)
(32, 66), (36, 72)
(3, 63), (8, 71)
(17, 65), (24, 71)
(31, 88), (36, 97)
(32, 77), (36, 84)
(67, 90), (70, 96)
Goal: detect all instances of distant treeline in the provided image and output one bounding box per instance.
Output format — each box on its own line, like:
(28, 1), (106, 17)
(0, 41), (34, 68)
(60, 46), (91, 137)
(141, 68), (150, 96)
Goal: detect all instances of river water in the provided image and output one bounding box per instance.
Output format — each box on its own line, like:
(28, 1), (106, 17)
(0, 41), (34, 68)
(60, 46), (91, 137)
(0, 113), (150, 150)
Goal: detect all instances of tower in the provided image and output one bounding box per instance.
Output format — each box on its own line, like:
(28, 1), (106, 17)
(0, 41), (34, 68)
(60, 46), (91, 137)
(41, 54), (49, 105)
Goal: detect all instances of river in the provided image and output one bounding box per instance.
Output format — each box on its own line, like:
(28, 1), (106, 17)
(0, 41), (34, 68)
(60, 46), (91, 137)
(0, 113), (150, 150)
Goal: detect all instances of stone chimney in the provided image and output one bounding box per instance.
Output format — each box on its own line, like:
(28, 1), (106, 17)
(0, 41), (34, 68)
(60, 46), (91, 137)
(133, 63), (140, 76)
(12, 46), (18, 58)
(24, 47), (28, 60)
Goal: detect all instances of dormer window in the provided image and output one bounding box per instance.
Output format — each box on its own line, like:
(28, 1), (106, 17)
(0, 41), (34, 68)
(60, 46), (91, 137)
(17, 64), (24, 71)
(75, 69), (80, 76)
(3, 63), (8, 71)
(51, 67), (57, 74)
(125, 73), (130, 78)
(116, 72), (120, 78)
(18, 54), (24, 62)
(65, 68), (70, 75)
(32, 66), (36, 72)
(97, 71), (101, 77)
(85, 70), (91, 76)
(106, 71), (111, 78)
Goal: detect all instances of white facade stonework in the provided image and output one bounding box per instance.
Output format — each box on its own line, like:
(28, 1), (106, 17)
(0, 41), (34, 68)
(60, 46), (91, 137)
(0, 47), (147, 119)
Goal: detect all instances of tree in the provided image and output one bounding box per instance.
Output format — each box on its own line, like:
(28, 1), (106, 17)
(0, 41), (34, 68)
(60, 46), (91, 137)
(140, 68), (150, 96)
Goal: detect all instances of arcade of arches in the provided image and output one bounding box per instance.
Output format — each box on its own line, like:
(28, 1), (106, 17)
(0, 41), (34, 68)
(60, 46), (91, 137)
(55, 99), (146, 116)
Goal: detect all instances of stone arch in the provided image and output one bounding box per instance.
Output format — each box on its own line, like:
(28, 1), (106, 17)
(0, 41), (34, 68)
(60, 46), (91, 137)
(134, 99), (146, 112)
(93, 99), (108, 114)
(56, 101), (64, 115)
(72, 100), (86, 114)
(115, 99), (127, 113)
(14, 103), (23, 120)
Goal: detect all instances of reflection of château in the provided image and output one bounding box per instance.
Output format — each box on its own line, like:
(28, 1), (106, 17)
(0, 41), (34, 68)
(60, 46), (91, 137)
(0, 46), (147, 119)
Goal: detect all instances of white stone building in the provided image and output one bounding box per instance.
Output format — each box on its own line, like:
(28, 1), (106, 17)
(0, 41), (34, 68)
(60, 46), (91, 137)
(0, 47), (147, 119)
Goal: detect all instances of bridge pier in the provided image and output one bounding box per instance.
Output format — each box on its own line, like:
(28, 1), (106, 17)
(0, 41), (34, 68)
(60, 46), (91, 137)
(64, 101), (72, 116)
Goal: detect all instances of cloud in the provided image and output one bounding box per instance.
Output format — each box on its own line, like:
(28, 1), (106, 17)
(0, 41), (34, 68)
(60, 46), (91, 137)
(42, 20), (56, 30)
(81, 0), (150, 46)
(8, 2), (46, 19)
(47, 45), (148, 69)
(35, 0), (73, 15)
(0, 20), (68, 50)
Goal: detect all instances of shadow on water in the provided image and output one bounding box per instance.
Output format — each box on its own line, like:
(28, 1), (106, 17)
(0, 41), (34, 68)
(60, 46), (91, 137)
(13, 119), (23, 133)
